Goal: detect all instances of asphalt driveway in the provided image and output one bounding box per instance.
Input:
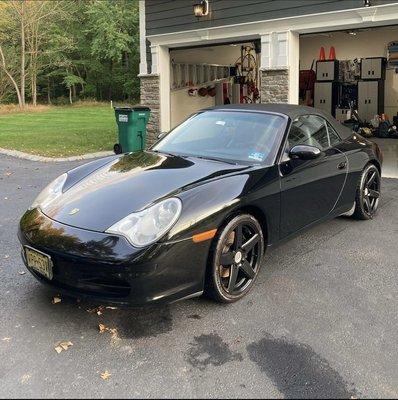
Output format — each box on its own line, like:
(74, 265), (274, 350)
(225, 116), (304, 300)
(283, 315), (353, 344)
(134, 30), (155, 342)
(0, 154), (397, 399)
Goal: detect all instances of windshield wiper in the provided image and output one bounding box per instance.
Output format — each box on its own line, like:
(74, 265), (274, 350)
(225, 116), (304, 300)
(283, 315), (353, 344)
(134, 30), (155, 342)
(189, 155), (238, 165)
(151, 149), (177, 157)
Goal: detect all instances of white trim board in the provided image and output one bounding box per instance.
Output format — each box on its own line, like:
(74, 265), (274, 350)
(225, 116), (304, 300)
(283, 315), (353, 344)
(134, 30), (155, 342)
(139, 0), (147, 75)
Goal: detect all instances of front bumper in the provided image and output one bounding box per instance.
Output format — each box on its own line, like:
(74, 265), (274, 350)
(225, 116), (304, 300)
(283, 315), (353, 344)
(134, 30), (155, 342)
(18, 209), (208, 305)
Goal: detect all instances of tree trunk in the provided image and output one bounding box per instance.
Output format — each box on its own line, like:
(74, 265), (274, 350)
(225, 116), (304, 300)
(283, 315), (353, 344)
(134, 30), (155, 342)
(0, 46), (23, 107)
(32, 14), (40, 107)
(108, 60), (113, 100)
(76, 68), (85, 94)
(31, 68), (37, 106)
(32, 59), (37, 106)
(47, 78), (51, 104)
(69, 86), (72, 104)
(20, 0), (26, 108)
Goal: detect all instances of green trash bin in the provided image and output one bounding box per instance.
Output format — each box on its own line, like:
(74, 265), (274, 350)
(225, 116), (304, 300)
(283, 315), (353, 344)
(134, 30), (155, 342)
(114, 106), (151, 154)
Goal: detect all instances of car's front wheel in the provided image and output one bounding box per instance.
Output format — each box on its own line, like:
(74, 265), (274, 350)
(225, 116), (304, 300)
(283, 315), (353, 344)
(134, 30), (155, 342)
(352, 164), (381, 220)
(205, 214), (264, 303)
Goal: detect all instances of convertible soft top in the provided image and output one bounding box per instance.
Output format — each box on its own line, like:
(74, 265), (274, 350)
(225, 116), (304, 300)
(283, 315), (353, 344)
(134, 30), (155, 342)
(203, 103), (353, 140)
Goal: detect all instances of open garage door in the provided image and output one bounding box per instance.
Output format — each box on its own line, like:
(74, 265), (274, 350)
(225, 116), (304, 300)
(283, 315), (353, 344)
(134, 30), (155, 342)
(169, 41), (261, 128)
(299, 25), (398, 177)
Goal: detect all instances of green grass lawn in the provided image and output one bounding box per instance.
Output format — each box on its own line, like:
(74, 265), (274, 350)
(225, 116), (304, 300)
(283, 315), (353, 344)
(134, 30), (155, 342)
(0, 104), (118, 157)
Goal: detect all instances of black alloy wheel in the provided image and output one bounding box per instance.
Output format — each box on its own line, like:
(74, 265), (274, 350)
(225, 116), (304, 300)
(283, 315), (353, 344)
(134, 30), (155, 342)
(353, 164), (381, 220)
(205, 214), (264, 303)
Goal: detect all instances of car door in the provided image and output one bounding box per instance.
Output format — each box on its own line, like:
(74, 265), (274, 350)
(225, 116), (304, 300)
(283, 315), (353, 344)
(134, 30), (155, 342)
(279, 114), (347, 238)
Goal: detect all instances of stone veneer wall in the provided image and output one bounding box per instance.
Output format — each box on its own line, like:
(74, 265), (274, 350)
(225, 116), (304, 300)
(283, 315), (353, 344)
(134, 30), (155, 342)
(140, 74), (160, 148)
(260, 69), (289, 103)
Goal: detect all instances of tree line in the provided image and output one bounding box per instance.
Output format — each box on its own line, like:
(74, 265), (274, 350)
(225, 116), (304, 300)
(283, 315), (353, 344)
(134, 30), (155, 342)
(0, 0), (139, 107)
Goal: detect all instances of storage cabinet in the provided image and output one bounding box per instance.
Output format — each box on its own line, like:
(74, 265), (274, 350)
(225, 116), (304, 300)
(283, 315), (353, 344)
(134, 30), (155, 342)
(335, 108), (350, 123)
(358, 80), (384, 122)
(314, 82), (339, 116)
(360, 58), (386, 80)
(316, 60), (339, 81)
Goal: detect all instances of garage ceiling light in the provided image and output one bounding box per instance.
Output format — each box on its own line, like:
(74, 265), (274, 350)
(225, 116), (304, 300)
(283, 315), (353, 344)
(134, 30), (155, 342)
(193, 0), (209, 17)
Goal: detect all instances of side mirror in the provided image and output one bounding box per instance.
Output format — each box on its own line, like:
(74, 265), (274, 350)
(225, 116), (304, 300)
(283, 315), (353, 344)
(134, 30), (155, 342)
(289, 145), (321, 160)
(157, 131), (168, 140)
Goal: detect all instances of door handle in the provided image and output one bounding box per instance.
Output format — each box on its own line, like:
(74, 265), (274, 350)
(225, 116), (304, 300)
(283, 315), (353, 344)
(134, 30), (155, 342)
(337, 161), (347, 170)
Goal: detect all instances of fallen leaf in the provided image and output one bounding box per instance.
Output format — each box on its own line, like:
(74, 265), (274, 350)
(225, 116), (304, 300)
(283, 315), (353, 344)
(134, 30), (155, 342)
(88, 306), (104, 314)
(97, 310), (102, 316)
(3, 255), (9, 259)
(98, 324), (119, 340)
(52, 296), (61, 304)
(60, 341), (73, 350)
(21, 374), (31, 384)
(100, 371), (111, 380)
(2, 337), (11, 342)
(18, 271), (26, 275)
(54, 341), (73, 353)
(4, 172), (12, 177)
(109, 328), (119, 340)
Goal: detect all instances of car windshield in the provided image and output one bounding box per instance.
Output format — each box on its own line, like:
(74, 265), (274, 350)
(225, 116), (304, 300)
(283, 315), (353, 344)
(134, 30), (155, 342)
(152, 111), (286, 164)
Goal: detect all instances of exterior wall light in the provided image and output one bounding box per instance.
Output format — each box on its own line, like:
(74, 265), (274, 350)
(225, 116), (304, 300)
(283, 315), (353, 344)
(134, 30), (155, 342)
(193, 0), (209, 17)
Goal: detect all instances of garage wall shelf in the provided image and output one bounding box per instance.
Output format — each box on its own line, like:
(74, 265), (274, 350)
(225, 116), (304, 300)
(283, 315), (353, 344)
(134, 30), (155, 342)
(171, 62), (231, 91)
(387, 42), (398, 68)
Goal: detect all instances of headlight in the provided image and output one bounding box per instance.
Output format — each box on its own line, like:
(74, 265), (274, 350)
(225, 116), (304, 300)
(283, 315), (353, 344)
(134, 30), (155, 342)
(106, 197), (182, 247)
(29, 173), (67, 210)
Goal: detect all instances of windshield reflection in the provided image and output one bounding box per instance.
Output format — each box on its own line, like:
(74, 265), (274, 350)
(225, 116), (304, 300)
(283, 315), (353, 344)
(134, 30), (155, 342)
(153, 111), (285, 165)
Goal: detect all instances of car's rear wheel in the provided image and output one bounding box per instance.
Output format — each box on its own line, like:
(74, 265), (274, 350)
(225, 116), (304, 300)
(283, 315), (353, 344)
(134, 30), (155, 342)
(204, 214), (264, 303)
(352, 164), (381, 220)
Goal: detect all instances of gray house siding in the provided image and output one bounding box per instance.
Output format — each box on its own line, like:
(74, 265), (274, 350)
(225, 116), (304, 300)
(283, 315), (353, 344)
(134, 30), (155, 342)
(145, 0), (395, 36)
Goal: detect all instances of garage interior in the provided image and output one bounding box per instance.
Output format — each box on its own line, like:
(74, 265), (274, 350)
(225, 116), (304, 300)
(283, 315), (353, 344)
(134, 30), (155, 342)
(168, 25), (398, 177)
(300, 25), (398, 177)
(170, 41), (261, 128)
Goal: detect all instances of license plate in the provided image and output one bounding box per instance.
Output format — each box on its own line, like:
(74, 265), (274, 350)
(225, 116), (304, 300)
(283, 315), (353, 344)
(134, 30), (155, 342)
(24, 246), (53, 280)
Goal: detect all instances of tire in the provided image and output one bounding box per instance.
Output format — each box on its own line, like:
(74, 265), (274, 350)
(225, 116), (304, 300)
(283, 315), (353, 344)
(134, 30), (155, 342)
(204, 214), (265, 303)
(114, 143), (122, 154)
(352, 164), (381, 220)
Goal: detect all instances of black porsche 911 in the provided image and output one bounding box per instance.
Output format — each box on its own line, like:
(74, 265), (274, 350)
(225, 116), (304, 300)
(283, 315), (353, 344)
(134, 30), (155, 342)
(18, 104), (383, 305)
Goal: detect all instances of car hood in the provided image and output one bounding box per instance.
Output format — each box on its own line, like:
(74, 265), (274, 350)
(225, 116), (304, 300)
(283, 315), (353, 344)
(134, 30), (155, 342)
(42, 151), (249, 232)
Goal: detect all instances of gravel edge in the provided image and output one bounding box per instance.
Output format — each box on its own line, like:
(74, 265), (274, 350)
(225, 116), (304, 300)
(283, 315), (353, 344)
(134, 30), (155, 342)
(0, 147), (113, 162)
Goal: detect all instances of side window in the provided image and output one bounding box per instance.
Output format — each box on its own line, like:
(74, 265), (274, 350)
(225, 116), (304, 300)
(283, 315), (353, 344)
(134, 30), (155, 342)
(326, 122), (341, 146)
(287, 115), (329, 151)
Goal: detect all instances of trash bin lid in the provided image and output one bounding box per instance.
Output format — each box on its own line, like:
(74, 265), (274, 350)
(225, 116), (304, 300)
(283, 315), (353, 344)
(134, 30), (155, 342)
(114, 105), (151, 112)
